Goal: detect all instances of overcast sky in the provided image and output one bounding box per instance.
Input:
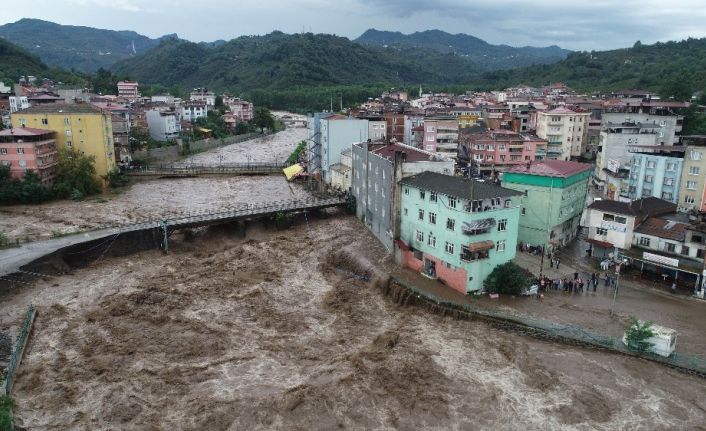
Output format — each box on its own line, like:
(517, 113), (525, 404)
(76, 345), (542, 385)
(3, 0), (706, 51)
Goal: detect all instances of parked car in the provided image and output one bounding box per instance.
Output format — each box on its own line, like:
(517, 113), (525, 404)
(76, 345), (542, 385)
(520, 284), (539, 296)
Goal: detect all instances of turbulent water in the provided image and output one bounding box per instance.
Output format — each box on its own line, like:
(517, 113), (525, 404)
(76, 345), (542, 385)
(1, 216), (704, 430)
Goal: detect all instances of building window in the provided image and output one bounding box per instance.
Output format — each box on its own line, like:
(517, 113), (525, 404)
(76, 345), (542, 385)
(65, 130), (72, 137)
(18, 160), (26, 167)
(430, 192), (437, 202)
(664, 178), (674, 186)
(602, 214), (615, 222)
(633, 158), (641, 166)
(64, 118), (70, 125)
(418, 209), (425, 220)
(419, 190), (425, 200)
(523, 190), (528, 197)
(449, 197), (457, 209)
(41, 118), (48, 125)
(647, 161), (656, 168)
(642, 189), (652, 197)
(639, 237), (651, 247)
(687, 181), (697, 190)
(521, 208), (526, 215)
(67, 140), (72, 147)
(445, 241), (454, 254)
(685, 195), (695, 205)
(661, 192), (673, 200)
(596, 227), (608, 236)
(666, 243), (676, 253)
(691, 151), (702, 160)
(427, 136), (434, 142)
(429, 212), (437, 224)
(497, 219), (507, 231)
(689, 166), (700, 175)
(505, 199), (512, 208)
(681, 245), (690, 256)
(416, 230), (424, 243)
(644, 175), (653, 183)
(17, 148), (24, 154)
(667, 163), (676, 171)
(428, 234), (436, 248)
(446, 218), (455, 231)
(0, 148), (6, 155)
(496, 240), (506, 253)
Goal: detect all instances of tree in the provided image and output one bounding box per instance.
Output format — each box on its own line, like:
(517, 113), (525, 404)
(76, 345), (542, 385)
(51, 149), (102, 199)
(682, 104), (706, 135)
(214, 95), (224, 109)
(20, 170), (50, 204)
(252, 107), (275, 133)
(0, 165), (21, 205)
(660, 79), (693, 101)
(0, 116), (4, 130)
(483, 262), (532, 295)
(104, 167), (129, 188)
(624, 316), (655, 353)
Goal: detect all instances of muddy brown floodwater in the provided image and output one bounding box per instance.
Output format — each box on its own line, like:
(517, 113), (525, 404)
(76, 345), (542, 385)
(0, 176), (311, 241)
(1, 216), (704, 430)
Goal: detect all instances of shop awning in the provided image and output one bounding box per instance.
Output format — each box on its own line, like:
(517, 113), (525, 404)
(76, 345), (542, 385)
(466, 240), (495, 252)
(586, 238), (614, 248)
(462, 218), (496, 233)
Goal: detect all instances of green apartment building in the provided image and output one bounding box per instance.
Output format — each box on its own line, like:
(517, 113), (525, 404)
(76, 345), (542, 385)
(502, 160), (592, 249)
(396, 172), (522, 293)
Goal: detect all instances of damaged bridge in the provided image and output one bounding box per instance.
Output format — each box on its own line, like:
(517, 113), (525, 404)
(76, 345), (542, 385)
(0, 196), (347, 279)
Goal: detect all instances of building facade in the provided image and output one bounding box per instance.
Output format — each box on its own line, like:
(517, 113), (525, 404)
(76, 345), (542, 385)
(190, 88), (216, 106)
(536, 107), (590, 161)
(423, 116), (458, 157)
(466, 130), (547, 178)
(0, 128), (58, 184)
(502, 160), (592, 248)
(397, 172), (522, 293)
(146, 109), (181, 141)
(11, 104), (116, 177)
(117, 81), (140, 100)
(627, 153), (683, 204)
(319, 116), (369, 184)
(352, 143), (454, 250)
(181, 100), (208, 122)
(677, 136), (706, 213)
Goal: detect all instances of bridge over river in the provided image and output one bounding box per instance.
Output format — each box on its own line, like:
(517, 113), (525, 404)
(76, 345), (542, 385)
(0, 196), (347, 278)
(125, 162), (286, 178)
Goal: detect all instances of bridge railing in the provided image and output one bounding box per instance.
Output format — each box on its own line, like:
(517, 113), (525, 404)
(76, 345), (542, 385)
(126, 162), (286, 175)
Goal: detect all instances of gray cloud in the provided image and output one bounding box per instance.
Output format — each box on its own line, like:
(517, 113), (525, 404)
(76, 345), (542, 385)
(2, 0), (706, 51)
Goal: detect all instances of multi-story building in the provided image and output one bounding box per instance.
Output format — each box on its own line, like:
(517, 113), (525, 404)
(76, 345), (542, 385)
(397, 172), (522, 293)
(403, 113), (424, 146)
(9, 96), (29, 113)
(0, 127), (58, 184)
(423, 116), (458, 158)
(318, 116), (369, 184)
(117, 81), (140, 101)
(190, 88), (216, 106)
(677, 136), (706, 213)
(465, 130), (547, 178)
(223, 96), (253, 122)
(330, 148), (352, 191)
(584, 197), (676, 258)
(536, 106), (590, 161)
(384, 111), (405, 142)
(11, 104), (116, 177)
(502, 160), (592, 249)
(146, 109), (181, 142)
(627, 152), (683, 204)
(181, 100), (208, 122)
(352, 143), (454, 250)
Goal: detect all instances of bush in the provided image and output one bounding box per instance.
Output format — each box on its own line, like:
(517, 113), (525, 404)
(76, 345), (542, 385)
(483, 262), (531, 295)
(51, 149), (102, 199)
(104, 168), (129, 188)
(0, 231), (9, 247)
(286, 140), (307, 166)
(0, 395), (14, 431)
(624, 316), (655, 353)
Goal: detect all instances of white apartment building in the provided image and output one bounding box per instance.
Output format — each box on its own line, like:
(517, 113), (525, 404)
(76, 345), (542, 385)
(9, 96), (29, 113)
(146, 109), (181, 141)
(190, 88), (216, 106)
(536, 107), (590, 160)
(117, 81), (140, 100)
(181, 101), (208, 122)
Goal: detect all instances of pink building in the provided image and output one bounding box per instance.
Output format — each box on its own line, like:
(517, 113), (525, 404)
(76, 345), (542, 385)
(422, 116), (458, 156)
(0, 128), (58, 184)
(465, 130), (547, 178)
(117, 81), (140, 100)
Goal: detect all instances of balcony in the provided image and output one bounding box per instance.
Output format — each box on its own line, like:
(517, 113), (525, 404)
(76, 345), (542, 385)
(547, 141), (563, 146)
(460, 241), (494, 262)
(461, 218), (496, 235)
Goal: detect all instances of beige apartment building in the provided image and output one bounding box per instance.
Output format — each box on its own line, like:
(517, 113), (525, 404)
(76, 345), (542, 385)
(536, 106), (590, 161)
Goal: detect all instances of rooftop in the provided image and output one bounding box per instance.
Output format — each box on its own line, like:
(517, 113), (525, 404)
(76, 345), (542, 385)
(17, 103), (105, 115)
(400, 171), (522, 201)
(370, 143), (443, 163)
(0, 127), (54, 137)
(635, 217), (687, 241)
(506, 160), (593, 178)
(587, 197), (676, 218)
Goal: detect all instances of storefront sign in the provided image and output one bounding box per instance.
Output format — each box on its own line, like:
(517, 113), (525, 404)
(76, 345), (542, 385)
(643, 252), (679, 267)
(601, 221), (626, 233)
(607, 158), (620, 173)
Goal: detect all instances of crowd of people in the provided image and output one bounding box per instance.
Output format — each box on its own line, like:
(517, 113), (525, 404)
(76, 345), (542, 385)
(538, 271), (617, 294)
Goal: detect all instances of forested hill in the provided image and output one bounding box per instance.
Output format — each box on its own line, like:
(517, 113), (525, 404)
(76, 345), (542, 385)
(0, 19), (173, 73)
(482, 38), (706, 98)
(356, 29), (570, 70)
(111, 32), (481, 91)
(0, 38), (48, 85)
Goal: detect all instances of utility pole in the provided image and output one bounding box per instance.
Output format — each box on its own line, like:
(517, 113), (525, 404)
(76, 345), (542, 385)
(538, 178), (554, 284)
(610, 259), (625, 315)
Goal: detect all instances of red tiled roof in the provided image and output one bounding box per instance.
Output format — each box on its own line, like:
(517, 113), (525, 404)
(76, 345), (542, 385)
(635, 217), (687, 241)
(506, 160), (593, 177)
(0, 127), (54, 136)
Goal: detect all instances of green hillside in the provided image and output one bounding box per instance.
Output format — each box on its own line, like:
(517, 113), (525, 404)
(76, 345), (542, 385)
(0, 37), (48, 85)
(111, 32), (481, 91)
(482, 38), (706, 99)
(0, 18), (172, 72)
(355, 29), (570, 70)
